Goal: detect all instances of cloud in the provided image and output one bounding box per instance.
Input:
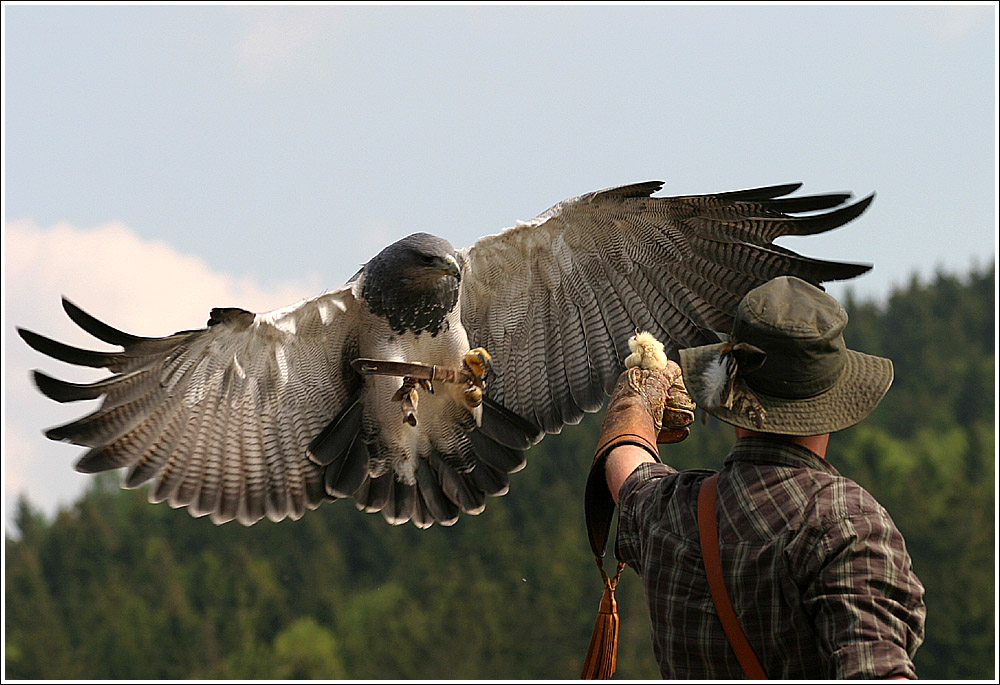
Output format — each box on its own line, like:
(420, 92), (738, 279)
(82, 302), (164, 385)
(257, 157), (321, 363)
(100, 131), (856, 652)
(231, 6), (349, 84)
(902, 5), (988, 43)
(4, 219), (321, 530)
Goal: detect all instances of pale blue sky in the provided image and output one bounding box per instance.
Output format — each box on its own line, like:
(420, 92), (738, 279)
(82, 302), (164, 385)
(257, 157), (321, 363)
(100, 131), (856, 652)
(4, 3), (997, 524)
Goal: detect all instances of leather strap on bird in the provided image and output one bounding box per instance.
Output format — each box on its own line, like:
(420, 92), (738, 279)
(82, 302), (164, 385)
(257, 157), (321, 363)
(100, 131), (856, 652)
(581, 556), (625, 679)
(697, 473), (767, 679)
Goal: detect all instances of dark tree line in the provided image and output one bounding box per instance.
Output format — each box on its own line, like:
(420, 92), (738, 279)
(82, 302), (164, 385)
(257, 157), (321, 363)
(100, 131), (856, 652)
(5, 261), (994, 680)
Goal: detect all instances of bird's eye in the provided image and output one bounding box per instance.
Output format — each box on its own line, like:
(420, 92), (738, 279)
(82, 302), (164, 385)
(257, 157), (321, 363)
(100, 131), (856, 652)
(420, 254), (435, 264)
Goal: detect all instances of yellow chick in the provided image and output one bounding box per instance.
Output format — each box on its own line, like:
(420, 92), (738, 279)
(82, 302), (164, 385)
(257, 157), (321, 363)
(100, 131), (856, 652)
(624, 331), (668, 370)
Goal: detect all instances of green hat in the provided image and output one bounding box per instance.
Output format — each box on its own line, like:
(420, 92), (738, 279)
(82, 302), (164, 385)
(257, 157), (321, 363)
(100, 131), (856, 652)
(678, 276), (892, 435)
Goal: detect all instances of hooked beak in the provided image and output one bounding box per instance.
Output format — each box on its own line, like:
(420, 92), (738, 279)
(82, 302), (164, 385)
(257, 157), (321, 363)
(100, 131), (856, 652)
(431, 254), (461, 281)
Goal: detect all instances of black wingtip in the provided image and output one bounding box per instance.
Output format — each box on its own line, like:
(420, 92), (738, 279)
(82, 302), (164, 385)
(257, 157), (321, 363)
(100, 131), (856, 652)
(17, 327), (116, 368)
(838, 192), (876, 225)
(31, 369), (105, 403)
(777, 191), (876, 238)
(43, 422), (78, 445)
(765, 191), (853, 214)
(16, 326), (35, 348)
(73, 446), (122, 473)
(856, 191), (876, 213)
(830, 260), (874, 281)
(61, 297), (144, 346)
(713, 182), (804, 201)
(595, 181), (665, 201)
(481, 397), (543, 448)
(309, 399), (363, 466)
(802, 256), (872, 284)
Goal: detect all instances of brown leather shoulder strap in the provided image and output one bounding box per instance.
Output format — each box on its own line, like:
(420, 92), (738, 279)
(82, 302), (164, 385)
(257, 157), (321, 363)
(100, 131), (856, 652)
(697, 473), (768, 679)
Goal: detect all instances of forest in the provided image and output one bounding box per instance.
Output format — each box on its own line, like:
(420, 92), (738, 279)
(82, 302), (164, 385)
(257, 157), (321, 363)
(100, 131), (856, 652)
(4, 262), (995, 680)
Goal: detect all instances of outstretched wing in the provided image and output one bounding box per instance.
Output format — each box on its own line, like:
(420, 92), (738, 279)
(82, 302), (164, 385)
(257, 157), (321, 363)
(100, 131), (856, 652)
(457, 181), (873, 434)
(18, 288), (362, 525)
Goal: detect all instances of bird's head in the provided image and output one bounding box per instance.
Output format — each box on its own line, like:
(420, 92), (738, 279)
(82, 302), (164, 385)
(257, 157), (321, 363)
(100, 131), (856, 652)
(417, 250), (462, 283)
(360, 233), (462, 335)
(370, 233), (460, 286)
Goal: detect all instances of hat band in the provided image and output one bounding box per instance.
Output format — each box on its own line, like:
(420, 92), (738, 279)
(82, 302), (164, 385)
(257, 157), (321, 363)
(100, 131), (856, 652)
(742, 336), (847, 399)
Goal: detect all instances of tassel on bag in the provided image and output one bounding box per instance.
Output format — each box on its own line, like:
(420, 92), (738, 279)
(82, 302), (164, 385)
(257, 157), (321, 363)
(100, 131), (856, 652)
(581, 557), (625, 679)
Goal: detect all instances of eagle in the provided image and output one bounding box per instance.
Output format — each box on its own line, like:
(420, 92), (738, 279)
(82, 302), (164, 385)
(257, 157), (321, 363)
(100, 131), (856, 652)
(18, 181), (874, 528)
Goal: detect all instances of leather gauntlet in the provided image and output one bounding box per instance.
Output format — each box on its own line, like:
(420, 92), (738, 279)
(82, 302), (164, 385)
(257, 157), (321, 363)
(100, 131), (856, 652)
(585, 364), (695, 557)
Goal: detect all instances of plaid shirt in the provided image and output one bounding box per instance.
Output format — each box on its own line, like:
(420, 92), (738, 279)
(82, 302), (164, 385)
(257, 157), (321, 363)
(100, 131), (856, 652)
(616, 436), (926, 680)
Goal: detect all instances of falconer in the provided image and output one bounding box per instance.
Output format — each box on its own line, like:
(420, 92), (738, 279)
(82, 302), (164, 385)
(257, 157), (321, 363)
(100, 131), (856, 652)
(585, 276), (926, 679)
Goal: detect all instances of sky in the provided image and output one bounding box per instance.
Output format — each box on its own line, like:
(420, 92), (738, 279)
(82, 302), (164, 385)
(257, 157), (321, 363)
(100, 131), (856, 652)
(3, 3), (997, 529)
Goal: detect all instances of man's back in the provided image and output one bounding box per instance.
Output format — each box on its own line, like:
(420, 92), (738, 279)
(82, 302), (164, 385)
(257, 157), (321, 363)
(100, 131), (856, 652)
(616, 436), (926, 680)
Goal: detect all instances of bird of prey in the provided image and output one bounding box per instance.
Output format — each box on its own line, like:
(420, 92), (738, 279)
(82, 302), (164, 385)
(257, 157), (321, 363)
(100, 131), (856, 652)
(19, 181), (874, 528)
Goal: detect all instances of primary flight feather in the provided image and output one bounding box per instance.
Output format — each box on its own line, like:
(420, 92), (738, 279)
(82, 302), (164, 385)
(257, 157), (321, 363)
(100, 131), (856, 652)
(19, 181), (874, 528)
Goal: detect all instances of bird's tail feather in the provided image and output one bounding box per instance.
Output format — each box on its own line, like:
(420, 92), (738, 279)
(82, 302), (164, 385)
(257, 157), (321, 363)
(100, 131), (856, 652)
(311, 395), (539, 527)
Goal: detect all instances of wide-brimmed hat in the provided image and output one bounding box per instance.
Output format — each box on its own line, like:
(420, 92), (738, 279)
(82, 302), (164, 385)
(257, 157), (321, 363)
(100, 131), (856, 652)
(678, 276), (893, 435)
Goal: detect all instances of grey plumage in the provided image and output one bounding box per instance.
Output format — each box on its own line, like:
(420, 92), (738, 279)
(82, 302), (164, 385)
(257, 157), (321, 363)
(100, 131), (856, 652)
(19, 180), (874, 527)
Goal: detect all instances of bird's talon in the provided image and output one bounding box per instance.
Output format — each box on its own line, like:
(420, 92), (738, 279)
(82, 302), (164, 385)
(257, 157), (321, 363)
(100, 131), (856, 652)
(463, 347), (492, 380)
(463, 384), (483, 408)
(392, 378), (421, 425)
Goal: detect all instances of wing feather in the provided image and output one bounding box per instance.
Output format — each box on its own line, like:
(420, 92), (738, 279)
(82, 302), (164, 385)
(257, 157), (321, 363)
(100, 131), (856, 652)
(541, 292), (581, 428)
(386, 479), (417, 526)
(18, 288), (360, 525)
(125, 399), (188, 488)
(478, 398), (540, 453)
(414, 458), (460, 526)
(147, 404), (194, 504)
(193, 399), (228, 519)
(355, 472), (391, 513)
(410, 490), (434, 530)
(325, 433), (369, 499)
(214, 402), (246, 525)
(238, 403), (269, 525)
(518, 294), (557, 433)
(260, 411), (290, 521)
(467, 430), (522, 481)
(459, 182), (874, 433)
(468, 460), (509, 497)
(166, 401), (212, 510)
(429, 449), (486, 516)
(557, 299), (603, 415)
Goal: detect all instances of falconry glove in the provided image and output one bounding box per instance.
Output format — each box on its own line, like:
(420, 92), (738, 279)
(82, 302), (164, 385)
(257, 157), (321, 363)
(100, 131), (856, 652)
(658, 367), (698, 444)
(585, 363), (695, 557)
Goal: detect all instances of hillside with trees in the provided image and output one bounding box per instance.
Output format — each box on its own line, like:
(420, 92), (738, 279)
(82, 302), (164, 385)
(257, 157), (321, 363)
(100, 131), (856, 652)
(5, 262), (994, 680)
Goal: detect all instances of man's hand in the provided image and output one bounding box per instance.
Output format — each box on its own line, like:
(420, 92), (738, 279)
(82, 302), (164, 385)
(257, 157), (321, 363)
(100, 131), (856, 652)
(603, 362), (696, 445)
(657, 364), (697, 443)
